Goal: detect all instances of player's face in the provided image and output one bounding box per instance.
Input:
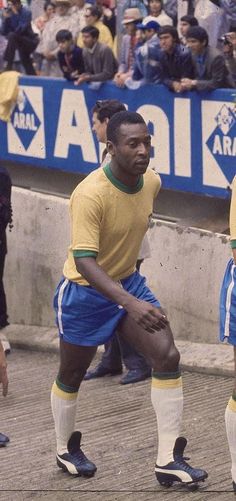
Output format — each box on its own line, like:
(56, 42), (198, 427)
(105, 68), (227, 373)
(92, 112), (107, 143)
(109, 123), (151, 176)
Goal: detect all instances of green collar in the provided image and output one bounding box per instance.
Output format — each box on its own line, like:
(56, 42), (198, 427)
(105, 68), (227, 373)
(103, 164), (143, 194)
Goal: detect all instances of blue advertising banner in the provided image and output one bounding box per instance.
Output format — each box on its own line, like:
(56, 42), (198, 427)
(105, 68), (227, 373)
(0, 76), (235, 198)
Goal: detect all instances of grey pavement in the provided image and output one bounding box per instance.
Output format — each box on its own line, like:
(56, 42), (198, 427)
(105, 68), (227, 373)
(0, 348), (235, 501)
(1, 323), (235, 377)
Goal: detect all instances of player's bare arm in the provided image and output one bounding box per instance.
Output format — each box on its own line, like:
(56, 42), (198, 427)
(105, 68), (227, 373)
(75, 256), (168, 333)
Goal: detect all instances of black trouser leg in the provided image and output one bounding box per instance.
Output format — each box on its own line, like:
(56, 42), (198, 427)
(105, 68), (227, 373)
(100, 334), (123, 371)
(118, 336), (150, 371)
(4, 33), (37, 75)
(0, 244), (8, 328)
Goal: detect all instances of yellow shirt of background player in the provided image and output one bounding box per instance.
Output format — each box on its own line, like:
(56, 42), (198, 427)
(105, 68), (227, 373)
(63, 165), (161, 285)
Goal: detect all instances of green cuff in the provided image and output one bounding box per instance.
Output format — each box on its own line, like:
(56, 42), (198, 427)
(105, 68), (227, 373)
(73, 250), (98, 258)
(230, 240), (236, 249)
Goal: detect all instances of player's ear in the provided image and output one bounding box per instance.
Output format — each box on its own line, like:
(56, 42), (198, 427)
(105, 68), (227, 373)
(106, 140), (115, 156)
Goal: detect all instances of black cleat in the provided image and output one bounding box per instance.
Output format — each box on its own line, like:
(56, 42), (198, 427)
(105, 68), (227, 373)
(155, 437), (208, 488)
(56, 431), (97, 477)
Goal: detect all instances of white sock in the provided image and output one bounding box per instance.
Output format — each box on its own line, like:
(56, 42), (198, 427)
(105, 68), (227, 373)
(51, 381), (78, 455)
(225, 397), (236, 482)
(151, 374), (183, 466)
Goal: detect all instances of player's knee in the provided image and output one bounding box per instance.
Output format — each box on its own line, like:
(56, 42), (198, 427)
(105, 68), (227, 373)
(152, 345), (180, 372)
(58, 366), (86, 389)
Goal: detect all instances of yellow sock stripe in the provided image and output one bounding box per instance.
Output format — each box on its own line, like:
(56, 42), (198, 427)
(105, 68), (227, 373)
(152, 376), (182, 389)
(52, 381), (78, 400)
(228, 396), (236, 413)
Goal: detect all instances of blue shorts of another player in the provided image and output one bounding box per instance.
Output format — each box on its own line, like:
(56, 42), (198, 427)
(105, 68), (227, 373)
(220, 258), (236, 345)
(54, 271), (160, 346)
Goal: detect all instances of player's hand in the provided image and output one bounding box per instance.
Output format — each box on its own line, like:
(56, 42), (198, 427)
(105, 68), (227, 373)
(0, 345), (8, 397)
(125, 298), (168, 333)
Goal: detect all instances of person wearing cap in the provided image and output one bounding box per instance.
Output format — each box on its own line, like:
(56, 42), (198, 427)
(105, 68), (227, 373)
(114, 7), (143, 88)
(179, 14), (198, 45)
(36, 0), (80, 76)
(181, 25), (235, 91)
(144, 0), (173, 27)
(158, 25), (194, 93)
(77, 5), (113, 50)
(1, 0), (39, 74)
(125, 19), (163, 89)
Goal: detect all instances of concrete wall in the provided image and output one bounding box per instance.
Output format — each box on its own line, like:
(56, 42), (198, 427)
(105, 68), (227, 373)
(5, 188), (232, 343)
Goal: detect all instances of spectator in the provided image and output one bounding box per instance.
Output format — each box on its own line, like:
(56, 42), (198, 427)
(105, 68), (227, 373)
(179, 14), (198, 45)
(77, 5), (113, 50)
(122, 0), (148, 19)
(69, 0), (88, 33)
(219, 33), (236, 84)
(158, 25), (194, 92)
(33, 0), (55, 33)
(194, 0), (230, 48)
(1, 0), (39, 74)
(218, 0), (236, 32)
(36, 0), (79, 77)
(33, 0), (55, 73)
(96, 0), (116, 39)
(125, 19), (162, 88)
(181, 25), (235, 90)
(162, 0), (177, 25)
(114, 7), (143, 88)
(144, 0), (173, 27)
(56, 29), (84, 80)
(75, 25), (118, 88)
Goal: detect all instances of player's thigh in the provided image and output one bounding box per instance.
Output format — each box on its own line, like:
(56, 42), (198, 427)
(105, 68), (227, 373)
(118, 308), (179, 372)
(58, 338), (97, 386)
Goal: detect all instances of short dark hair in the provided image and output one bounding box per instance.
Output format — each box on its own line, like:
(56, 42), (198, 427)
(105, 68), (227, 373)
(186, 26), (208, 45)
(87, 5), (102, 19)
(81, 25), (100, 39)
(158, 25), (180, 43)
(107, 111), (146, 144)
(44, 0), (55, 11)
(180, 15), (198, 27)
(56, 29), (72, 42)
(92, 100), (126, 123)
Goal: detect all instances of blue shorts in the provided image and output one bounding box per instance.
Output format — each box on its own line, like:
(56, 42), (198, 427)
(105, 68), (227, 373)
(220, 259), (236, 345)
(54, 271), (160, 346)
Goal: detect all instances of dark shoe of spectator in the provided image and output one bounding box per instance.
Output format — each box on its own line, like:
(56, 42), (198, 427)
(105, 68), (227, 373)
(120, 368), (152, 385)
(84, 363), (122, 380)
(0, 433), (9, 447)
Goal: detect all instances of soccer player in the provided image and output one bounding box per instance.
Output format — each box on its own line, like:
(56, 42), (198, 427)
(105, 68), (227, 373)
(51, 111), (208, 487)
(220, 175), (236, 491)
(84, 99), (152, 385)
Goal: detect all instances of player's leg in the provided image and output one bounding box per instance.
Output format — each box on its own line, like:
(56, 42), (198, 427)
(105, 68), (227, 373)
(221, 258), (236, 490)
(118, 310), (207, 487)
(51, 339), (97, 476)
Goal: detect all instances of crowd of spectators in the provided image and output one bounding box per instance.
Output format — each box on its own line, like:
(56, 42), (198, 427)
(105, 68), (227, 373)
(0, 0), (236, 89)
